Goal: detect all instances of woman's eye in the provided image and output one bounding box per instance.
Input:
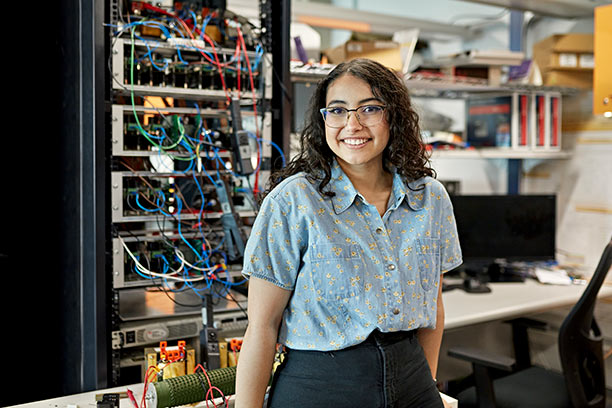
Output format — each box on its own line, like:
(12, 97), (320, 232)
(361, 106), (382, 114)
(327, 107), (346, 115)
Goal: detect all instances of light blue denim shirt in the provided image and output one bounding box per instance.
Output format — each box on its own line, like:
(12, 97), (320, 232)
(242, 160), (462, 351)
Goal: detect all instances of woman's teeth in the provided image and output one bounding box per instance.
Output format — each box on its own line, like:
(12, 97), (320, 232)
(342, 139), (369, 146)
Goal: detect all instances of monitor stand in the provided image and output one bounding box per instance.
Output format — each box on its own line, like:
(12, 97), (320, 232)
(486, 262), (526, 283)
(442, 266), (492, 294)
(456, 277), (491, 293)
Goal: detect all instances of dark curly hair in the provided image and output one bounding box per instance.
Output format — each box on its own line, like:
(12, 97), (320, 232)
(263, 58), (434, 199)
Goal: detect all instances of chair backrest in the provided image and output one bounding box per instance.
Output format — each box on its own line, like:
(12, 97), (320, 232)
(558, 236), (612, 408)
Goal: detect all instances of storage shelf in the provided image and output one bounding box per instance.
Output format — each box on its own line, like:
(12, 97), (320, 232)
(289, 63), (580, 97)
(405, 74), (580, 98)
(429, 148), (571, 159)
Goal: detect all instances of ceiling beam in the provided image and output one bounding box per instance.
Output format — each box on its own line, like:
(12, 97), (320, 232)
(228, 0), (478, 40)
(457, 0), (607, 18)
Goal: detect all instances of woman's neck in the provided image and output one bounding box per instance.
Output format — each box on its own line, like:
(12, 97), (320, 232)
(338, 160), (393, 198)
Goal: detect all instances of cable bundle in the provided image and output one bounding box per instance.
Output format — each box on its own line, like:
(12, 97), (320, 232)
(147, 366), (237, 408)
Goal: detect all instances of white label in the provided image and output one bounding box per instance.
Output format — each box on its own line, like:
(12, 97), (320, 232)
(374, 41), (398, 49)
(347, 43), (363, 53)
(579, 53), (594, 68)
(168, 37), (206, 50)
(558, 53), (577, 67)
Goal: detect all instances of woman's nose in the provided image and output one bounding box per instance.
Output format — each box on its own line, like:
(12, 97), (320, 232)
(345, 111), (363, 130)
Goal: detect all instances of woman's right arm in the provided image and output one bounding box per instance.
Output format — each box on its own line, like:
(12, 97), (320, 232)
(235, 276), (292, 408)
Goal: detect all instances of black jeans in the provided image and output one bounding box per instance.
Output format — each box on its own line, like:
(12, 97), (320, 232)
(267, 330), (444, 408)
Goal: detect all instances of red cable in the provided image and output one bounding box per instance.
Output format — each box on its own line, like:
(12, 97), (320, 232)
(141, 365), (159, 408)
(137, 4), (232, 105)
(236, 25), (261, 194)
(236, 40), (242, 99)
(194, 364), (229, 408)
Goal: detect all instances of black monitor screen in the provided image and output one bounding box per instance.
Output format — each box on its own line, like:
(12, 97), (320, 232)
(449, 194), (556, 263)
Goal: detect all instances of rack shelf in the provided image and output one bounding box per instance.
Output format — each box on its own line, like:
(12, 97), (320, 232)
(429, 148), (571, 160)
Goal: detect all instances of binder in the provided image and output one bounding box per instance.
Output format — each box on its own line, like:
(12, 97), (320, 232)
(511, 93), (531, 149)
(548, 92), (562, 150)
(531, 93), (548, 149)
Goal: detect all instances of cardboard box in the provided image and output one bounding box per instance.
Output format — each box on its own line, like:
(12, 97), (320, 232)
(324, 40), (403, 71)
(532, 33), (594, 89)
(544, 69), (593, 89)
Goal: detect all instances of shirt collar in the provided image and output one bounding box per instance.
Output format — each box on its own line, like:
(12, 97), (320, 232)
(329, 160), (360, 215)
(388, 170), (427, 212)
(403, 177), (428, 212)
(327, 160), (426, 214)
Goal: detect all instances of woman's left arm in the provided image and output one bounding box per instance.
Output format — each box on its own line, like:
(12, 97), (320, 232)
(416, 277), (445, 380)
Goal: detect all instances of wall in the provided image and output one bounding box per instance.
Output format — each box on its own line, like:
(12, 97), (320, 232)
(313, 0), (612, 392)
(232, 0), (612, 391)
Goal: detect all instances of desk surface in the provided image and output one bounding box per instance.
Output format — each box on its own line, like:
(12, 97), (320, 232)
(443, 278), (612, 330)
(11, 279), (609, 408)
(8, 383), (458, 408)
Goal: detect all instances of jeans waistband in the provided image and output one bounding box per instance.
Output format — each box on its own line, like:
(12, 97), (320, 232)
(362, 329), (416, 346)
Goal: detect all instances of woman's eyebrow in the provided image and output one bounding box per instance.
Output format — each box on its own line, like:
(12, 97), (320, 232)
(358, 97), (382, 105)
(327, 97), (382, 106)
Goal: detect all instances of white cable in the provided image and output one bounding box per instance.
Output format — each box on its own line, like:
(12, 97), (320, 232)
(174, 247), (221, 273)
(118, 236), (208, 282)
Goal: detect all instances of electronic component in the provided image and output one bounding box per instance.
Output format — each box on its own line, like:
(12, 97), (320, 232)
(112, 316), (203, 349)
(110, 171), (256, 223)
(200, 293), (221, 370)
(229, 98), (257, 176)
(145, 366), (237, 408)
(109, 2), (271, 386)
(96, 393), (119, 408)
(145, 340), (196, 382)
(214, 176), (246, 262)
(112, 235), (228, 289)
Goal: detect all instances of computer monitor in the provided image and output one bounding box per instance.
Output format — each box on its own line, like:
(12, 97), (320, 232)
(449, 194), (556, 278)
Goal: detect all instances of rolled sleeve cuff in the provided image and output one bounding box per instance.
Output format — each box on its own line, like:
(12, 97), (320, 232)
(441, 258), (463, 274)
(242, 269), (295, 291)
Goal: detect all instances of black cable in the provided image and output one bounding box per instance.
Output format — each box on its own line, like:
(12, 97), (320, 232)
(212, 279), (249, 320)
(226, 287), (249, 320)
(262, 52), (291, 103)
(152, 284), (204, 308)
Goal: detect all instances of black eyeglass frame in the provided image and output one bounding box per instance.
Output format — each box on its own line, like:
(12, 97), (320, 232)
(319, 105), (387, 128)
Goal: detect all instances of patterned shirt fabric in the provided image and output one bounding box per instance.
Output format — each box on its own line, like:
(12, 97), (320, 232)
(242, 160), (462, 351)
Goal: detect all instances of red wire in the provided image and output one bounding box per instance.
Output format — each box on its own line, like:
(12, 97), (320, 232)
(141, 365), (159, 408)
(236, 25), (261, 195)
(236, 41), (242, 99)
(194, 364), (229, 408)
(139, 4), (232, 105)
(132, 4), (260, 190)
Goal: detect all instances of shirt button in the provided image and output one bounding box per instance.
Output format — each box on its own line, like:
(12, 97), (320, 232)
(392, 308), (400, 315)
(387, 264), (396, 271)
(376, 227), (384, 234)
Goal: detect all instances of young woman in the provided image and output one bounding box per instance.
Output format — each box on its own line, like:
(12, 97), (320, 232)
(235, 58), (462, 408)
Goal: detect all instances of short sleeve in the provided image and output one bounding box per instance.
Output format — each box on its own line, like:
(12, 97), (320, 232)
(241, 194), (304, 290)
(439, 189), (463, 273)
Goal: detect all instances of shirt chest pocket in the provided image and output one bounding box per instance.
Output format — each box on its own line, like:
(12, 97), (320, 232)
(416, 238), (441, 291)
(310, 243), (366, 301)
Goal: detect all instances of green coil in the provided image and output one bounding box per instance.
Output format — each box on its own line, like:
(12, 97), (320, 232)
(152, 366), (237, 408)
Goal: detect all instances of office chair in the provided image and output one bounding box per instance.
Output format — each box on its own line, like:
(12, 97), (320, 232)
(447, 236), (612, 408)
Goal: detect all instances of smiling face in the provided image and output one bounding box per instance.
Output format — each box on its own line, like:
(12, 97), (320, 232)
(324, 74), (390, 173)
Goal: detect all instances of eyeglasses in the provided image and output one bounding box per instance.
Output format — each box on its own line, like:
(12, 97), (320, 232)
(319, 105), (387, 128)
